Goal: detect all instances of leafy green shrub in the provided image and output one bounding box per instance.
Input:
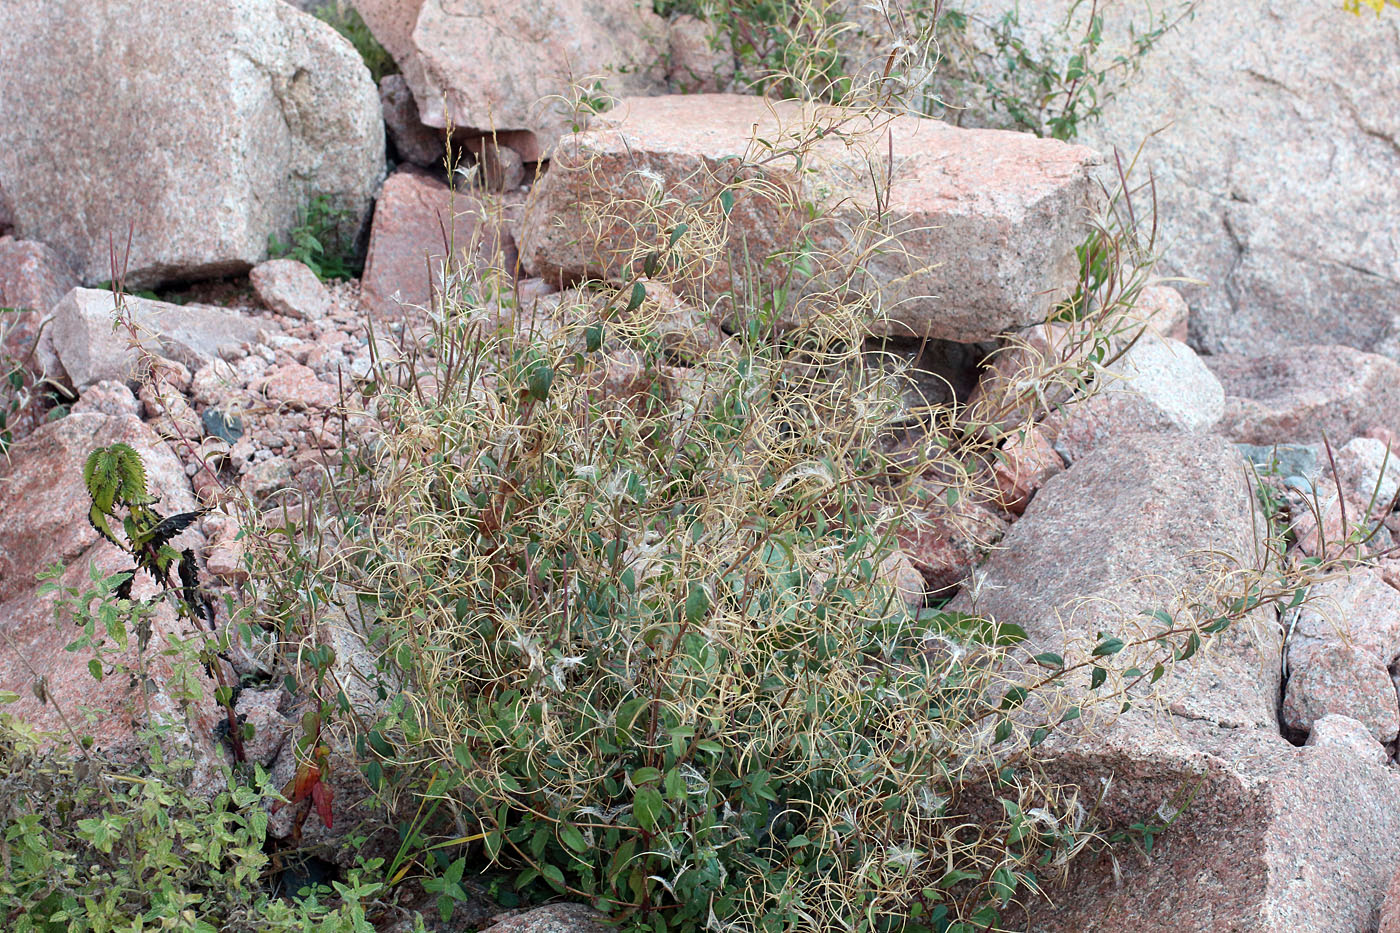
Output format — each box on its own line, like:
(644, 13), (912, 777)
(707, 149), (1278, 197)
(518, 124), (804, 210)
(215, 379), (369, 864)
(259, 123), (1205, 929)
(269, 194), (360, 282)
(0, 713), (412, 933)
(313, 2), (398, 84)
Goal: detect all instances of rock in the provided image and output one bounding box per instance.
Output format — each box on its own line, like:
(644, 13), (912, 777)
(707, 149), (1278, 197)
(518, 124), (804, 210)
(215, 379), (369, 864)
(953, 432), (1279, 729)
(0, 0), (384, 287)
(50, 288), (267, 390)
(1237, 442), (1320, 482)
(953, 432), (1400, 931)
(250, 259), (333, 321)
(234, 687), (293, 767)
(1304, 714), (1389, 768)
(521, 94), (1104, 343)
(1382, 865), (1400, 933)
(477, 140), (526, 193)
(203, 512), (249, 583)
(477, 904), (610, 933)
(1125, 284), (1189, 342)
(965, 321), (1083, 432)
(897, 487), (1008, 596)
(71, 381), (142, 419)
(1208, 345), (1400, 445)
(0, 412), (222, 768)
(259, 362), (338, 410)
(1048, 336), (1224, 463)
(667, 14), (735, 93)
(360, 169), (517, 318)
(0, 237), (80, 377)
(946, 0), (1400, 359)
(379, 73), (445, 168)
(990, 425), (1064, 515)
(351, 0), (668, 160)
(0, 237), (79, 316)
(1333, 437), (1400, 515)
(880, 551), (926, 610)
(1019, 726), (1400, 932)
(1283, 569), (1400, 742)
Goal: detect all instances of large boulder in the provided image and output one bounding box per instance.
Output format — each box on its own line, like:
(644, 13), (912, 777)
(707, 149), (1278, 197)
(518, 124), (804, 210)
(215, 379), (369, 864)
(0, 412), (223, 772)
(522, 94), (1104, 343)
(942, 0), (1400, 358)
(0, 0), (384, 287)
(955, 432), (1400, 930)
(352, 0), (668, 160)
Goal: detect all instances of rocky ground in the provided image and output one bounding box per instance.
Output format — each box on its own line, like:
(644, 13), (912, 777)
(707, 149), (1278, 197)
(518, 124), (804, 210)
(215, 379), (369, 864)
(1, 0), (1399, 931)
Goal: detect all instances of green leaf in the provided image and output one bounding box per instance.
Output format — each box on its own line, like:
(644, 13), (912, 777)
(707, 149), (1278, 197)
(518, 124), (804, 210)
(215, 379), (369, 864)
(560, 823), (588, 853)
(719, 189), (735, 215)
(1092, 636), (1125, 657)
(540, 862), (567, 891)
(684, 584), (710, 626)
(625, 282), (646, 313)
(585, 323), (604, 352)
(1089, 666), (1107, 690)
(1032, 652), (1064, 668)
(527, 363), (554, 402)
(633, 787), (665, 832)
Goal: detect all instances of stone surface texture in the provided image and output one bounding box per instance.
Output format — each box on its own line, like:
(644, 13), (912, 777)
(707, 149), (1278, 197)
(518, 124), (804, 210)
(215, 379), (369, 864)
(0, 236), (80, 377)
(50, 288), (268, 389)
(1208, 345), (1400, 444)
(0, 0), (384, 287)
(522, 94), (1104, 343)
(477, 904), (611, 933)
(379, 72), (446, 168)
(946, 0), (1400, 359)
(352, 0), (668, 159)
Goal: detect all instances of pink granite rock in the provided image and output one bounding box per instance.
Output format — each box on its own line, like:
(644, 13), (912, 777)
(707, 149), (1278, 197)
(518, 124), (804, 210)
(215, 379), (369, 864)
(360, 169), (518, 318)
(1304, 713), (1389, 767)
(990, 425), (1064, 515)
(1207, 345), (1400, 444)
(1047, 335), (1224, 463)
(250, 259), (332, 321)
(379, 73), (445, 168)
(954, 432), (1400, 931)
(352, 0), (668, 159)
(522, 94), (1103, 343)
(0, 412), (222, 768)
(0, 236), (80, 378)
(1283, 568), (1400, 742)
(49, 288), (266, 389)
(259, 362), (338, 410)
(0, 0), (384, 287)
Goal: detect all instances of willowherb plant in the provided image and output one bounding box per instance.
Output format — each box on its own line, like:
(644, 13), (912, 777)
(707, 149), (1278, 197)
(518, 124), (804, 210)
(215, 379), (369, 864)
(241, 68), (1232, 931)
